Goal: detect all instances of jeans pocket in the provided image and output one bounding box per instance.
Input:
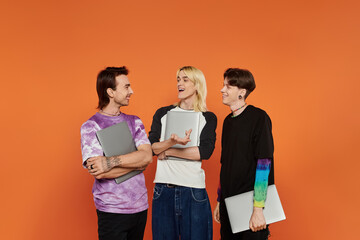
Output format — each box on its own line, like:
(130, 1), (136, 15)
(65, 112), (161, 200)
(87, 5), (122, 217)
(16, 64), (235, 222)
(190, 188), (208, 202)
(153, 184), (163, 200)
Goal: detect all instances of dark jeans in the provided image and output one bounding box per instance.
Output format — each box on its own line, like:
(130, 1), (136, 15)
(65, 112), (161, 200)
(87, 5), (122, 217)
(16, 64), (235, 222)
(220, 201), (270, 240)
(152, 183), (213, 240)
(96, 209), (147, 240)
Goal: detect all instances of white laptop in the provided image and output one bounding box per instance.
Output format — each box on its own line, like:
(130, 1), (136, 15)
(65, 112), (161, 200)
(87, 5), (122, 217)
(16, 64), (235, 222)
(224, 185), (286, 233)
(96, 121), (142, 184)
(164, 111), (201, 148)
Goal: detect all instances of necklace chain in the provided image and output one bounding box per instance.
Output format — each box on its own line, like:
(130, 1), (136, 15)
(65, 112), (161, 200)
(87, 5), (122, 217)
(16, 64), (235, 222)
(99, 109), (121, 116)
(231, 103), (247, 118)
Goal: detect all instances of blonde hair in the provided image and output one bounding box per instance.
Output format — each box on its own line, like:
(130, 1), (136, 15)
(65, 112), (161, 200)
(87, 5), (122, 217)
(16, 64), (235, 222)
(175, 66), (207, 112)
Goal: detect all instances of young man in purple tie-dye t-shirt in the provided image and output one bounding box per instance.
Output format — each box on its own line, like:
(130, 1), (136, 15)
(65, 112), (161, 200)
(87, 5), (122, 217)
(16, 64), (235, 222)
(80, 66), (152, 240)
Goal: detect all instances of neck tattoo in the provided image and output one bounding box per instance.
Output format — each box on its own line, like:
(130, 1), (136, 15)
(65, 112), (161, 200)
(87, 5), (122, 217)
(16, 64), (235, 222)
(100, 109), (121, 116)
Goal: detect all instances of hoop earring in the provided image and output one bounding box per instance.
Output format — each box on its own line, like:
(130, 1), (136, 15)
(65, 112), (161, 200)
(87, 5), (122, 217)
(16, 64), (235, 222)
(239, 95), (242, 99)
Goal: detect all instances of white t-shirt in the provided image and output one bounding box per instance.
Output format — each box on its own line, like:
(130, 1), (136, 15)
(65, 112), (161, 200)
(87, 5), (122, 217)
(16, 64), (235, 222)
(153, 107), (208, 188)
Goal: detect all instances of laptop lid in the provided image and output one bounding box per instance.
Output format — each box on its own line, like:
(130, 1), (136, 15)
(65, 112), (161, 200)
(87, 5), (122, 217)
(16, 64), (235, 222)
(96, 121), (141, 184)
(164, 111), (201, 148)
(224, 185), (286, 233)
(96, 121), (136, 156)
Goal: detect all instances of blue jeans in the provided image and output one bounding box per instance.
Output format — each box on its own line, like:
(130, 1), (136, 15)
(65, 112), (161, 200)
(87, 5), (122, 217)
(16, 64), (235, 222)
(152, 183), (213, 240)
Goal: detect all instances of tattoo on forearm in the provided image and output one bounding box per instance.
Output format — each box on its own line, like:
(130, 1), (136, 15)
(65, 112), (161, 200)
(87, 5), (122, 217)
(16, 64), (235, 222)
(104, 156), (122, 171)
(106, 157), (112, 170)
(114, 156), (121, 166)
(102, 159), (108, 171)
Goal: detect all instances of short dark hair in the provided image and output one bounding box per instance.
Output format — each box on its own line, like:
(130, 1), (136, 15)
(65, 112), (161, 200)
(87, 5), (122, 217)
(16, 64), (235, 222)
(96, 66), (129, 109)
(224, 68), (256, 99)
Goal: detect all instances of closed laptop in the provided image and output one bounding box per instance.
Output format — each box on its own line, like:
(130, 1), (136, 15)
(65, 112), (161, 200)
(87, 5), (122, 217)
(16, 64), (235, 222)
(96, 121), (142, 184)
(165, 111), (201, 148)
(224, 185), (286, 233)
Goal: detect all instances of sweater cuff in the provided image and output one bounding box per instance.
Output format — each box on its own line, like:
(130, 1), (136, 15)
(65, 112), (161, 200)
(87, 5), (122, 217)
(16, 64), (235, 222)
(254, 200), (265, 208)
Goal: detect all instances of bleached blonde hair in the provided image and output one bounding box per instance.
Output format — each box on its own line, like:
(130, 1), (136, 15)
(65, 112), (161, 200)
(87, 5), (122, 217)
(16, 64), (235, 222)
(175, 66), (207, 112)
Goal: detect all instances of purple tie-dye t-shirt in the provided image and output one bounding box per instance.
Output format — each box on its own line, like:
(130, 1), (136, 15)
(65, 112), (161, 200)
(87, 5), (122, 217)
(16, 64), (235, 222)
(80, 112), (150, 214)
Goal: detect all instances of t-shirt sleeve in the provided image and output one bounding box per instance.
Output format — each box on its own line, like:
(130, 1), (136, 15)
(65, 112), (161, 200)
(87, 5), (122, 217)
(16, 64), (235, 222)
(198, 112), (217, 160)
(254, 112), (274, 160)
(80, 120), (103, 167)
(133, 116), (151, 148)
(148, 108), (164, 145)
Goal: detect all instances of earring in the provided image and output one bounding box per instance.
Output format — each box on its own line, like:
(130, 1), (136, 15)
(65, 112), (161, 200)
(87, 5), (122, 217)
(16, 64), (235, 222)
(239, 95), (242, 99)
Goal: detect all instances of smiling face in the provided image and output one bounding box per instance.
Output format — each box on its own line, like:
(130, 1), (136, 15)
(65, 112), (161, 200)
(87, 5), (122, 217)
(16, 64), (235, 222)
(108, 74), (134, 107)
(221, 77), (246, 107)
(177, 70), (197, 102)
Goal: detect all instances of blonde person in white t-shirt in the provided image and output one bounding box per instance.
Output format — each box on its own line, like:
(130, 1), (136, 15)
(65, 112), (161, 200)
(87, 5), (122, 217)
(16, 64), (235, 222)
(148, 66), (217, 240)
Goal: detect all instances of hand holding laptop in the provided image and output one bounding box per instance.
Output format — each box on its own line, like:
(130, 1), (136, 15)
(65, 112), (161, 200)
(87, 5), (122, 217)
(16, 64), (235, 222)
(249, 207), (267, 232)
(86, 156), (112, 175)
(224, 185), (286, 233)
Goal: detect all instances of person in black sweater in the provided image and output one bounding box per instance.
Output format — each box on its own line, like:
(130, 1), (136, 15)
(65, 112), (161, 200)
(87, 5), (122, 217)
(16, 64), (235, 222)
(214, 68), (274, 240)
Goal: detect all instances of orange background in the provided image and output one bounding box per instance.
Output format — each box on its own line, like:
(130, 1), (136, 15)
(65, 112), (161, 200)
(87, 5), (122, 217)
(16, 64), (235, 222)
(1, 0), (359, 239)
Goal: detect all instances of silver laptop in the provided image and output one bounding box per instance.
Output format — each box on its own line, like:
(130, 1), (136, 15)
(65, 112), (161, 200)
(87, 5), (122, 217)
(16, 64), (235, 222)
(96, 121), (142, 184)
(224, 185), (286, 233)
(165, 111), (201, 148)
